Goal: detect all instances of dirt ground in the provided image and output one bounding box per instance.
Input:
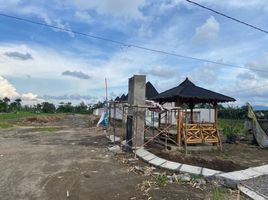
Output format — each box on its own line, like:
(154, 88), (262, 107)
(0, 114), (249, 200)
(147, 133), (268, 172)
(147, 140), (268, 172)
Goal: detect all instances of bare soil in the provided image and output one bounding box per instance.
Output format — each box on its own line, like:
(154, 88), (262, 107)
(0, 114), (239, 200)
(147, 141), (268, 172)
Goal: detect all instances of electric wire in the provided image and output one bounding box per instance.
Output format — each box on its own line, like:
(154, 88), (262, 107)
(0, 13), (268, 74)
(185, 0), (268, 34)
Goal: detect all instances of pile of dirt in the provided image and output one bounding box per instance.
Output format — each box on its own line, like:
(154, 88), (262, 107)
(88, 115), (100, 127)
(151, 151), (246, 172)
(21, 115), (62, 124)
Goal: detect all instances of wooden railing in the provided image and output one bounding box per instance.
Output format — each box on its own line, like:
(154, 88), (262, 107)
(182, 123), (219, 145)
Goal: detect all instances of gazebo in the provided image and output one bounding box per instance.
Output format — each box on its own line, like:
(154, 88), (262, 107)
(152, 78), (235, 147)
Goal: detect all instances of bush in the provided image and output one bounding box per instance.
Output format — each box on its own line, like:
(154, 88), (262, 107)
(219, 119), (244, 143)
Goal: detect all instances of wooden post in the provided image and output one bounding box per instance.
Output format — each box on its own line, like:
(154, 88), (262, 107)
(184, 108), (188, 155)
(214, 102), (222, 150)
(190, 108), (193, 123)
(189, 103), (194, 123)
(158, 113), (161, 130)
(177, 109), (181, 146)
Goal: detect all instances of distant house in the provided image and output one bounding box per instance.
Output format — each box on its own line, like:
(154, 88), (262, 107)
(96, 81), (159, 119)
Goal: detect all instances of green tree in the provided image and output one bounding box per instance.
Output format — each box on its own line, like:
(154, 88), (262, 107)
(9, 102), (18, 112)
(15, 98), (22, 111)
(75, 102), (88, 113)
(0, 99), (5, 112)
(41, 102), (56, 113)
(64, 102), (74, 113)
(57, 102), (65, 113)
(2, 97), (10, 112)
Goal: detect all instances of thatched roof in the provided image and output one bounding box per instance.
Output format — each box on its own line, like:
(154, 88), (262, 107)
(146, 81), (159, 99)
(114, 96), (120, 101)
(152, 78), (235, 104)
(120, 94), (128, 101)
(115, 81), (158, 102)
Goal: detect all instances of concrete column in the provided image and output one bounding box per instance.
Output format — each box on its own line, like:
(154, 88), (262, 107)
(128, 75), (146, 148)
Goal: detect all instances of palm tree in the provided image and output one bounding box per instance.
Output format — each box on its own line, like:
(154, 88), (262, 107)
(15, 98), (22, 111)
(3, 97), (10, 112)
(3, 97), (10, 104)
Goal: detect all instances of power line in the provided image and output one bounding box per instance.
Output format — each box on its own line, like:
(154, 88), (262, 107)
(0, 13), (268, 74)
(185, 0), (268, 34)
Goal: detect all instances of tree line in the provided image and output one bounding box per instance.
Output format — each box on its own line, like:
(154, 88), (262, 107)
(1, 96), (266, 119)
(0, 97), (105, 114)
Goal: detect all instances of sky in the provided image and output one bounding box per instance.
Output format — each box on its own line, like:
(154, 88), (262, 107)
(0, 0), (268, 106)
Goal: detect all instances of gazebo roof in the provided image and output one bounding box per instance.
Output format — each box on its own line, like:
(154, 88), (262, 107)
(152, 78), (235, 104)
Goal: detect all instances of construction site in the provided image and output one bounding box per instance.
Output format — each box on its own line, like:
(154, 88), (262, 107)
(85, 75), (268, 199)
(1, 1), (268, 200)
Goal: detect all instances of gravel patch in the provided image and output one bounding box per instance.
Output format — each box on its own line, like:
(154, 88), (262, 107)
(241, 175), (268, 199)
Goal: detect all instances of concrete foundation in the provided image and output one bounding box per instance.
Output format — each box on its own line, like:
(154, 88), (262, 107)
(128, 75), (146, 148)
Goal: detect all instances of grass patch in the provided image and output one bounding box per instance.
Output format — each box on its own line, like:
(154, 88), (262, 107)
(155, 174), (168, 186)
(0, 112), (46, 120)
(0, 112), (65, 120)
(0, 121), (15, 129)
(209, 187), (230, 200)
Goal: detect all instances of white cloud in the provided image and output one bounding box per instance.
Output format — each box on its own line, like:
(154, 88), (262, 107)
(39, 14), (74, 37)
(21, 93), (43, 105)
(0, 44), (88, 79)
(72, 0), (146, 19)
(198, 0), (268, 10)
(75, 11), (93, 24)
(0, 76), (19, 98)
(219, 70), (268, 106)
(246, 52), (268, 78)
(193, 16), (219, 43)
(139, 66), (179, 78)
(138, 24), (152, 37)
(0, 2), (75, 37)
(156, 0), (268, 11)
(21, 92), (38, 101)
(189, 62), (220, 84)
(0, 76), (41, 104)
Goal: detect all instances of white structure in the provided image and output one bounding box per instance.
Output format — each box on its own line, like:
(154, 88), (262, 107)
(93, 103), (215, 126)
(145, 108), (215, 126)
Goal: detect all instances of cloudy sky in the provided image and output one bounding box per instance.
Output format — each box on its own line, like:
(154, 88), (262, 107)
(0, 0), (268, 106)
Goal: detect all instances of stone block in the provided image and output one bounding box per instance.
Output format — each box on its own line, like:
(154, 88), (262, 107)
(148, 157), (166, 166)
(161, 161), (182, 170)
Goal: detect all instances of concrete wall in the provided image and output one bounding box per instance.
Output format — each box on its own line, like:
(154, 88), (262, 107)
(109, 102), (128, 120)
(93, 108), (102, 116)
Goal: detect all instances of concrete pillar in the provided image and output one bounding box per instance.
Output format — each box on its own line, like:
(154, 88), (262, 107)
(128, 75), (146, 148)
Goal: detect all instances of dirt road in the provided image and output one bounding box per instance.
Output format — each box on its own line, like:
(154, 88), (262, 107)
(0, 114), (245, 200)
(0, 115), (147, 200)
